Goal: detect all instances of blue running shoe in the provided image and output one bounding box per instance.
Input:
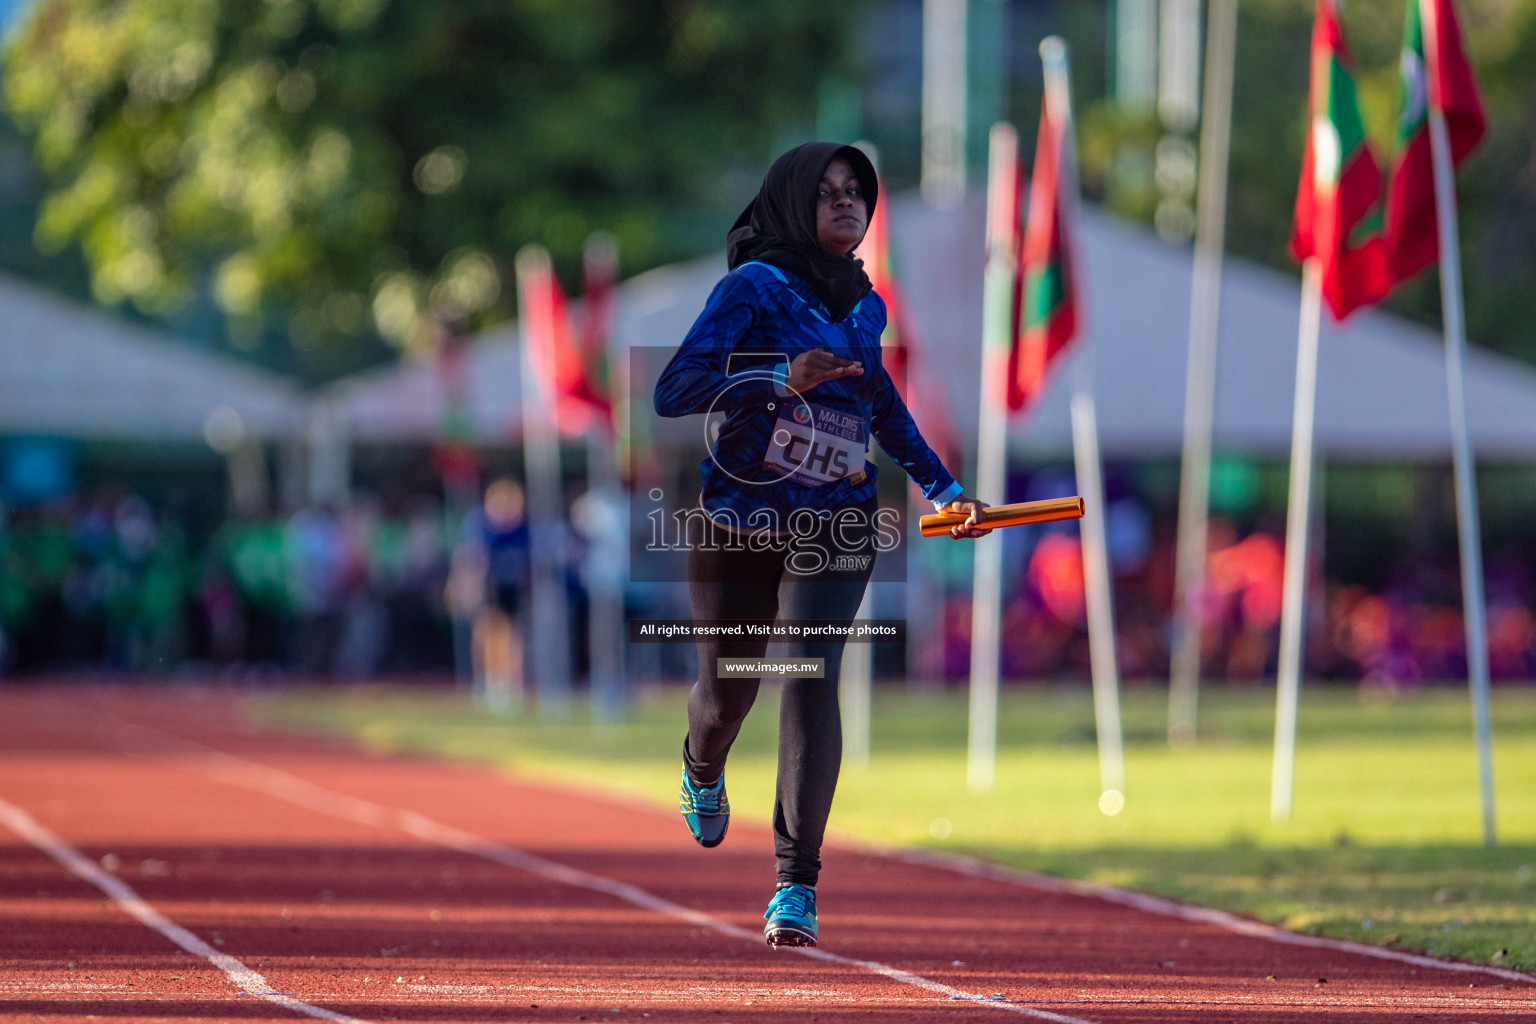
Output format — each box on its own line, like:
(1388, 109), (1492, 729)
(678, 767), (729, 848)
(763, 883), (817, 947)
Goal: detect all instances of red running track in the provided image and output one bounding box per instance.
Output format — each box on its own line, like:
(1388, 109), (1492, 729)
(0, 684), (1531, 1024)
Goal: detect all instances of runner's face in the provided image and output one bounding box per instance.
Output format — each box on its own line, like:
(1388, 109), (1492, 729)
(815, 158), (868, 256)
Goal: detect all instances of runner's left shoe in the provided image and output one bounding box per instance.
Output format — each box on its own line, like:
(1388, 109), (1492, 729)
(763, 883), (817, 947)
(678, 766), (729, 848)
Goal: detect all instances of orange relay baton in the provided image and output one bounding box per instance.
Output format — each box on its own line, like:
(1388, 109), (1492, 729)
(919, 495), (1085, 538)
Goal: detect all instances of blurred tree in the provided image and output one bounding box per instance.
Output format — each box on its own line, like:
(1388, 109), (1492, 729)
(0, 112), (94, 298)
(2, 0), (854, 364)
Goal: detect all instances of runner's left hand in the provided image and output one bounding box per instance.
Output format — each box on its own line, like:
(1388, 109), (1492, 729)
(942, 496), (990, 539)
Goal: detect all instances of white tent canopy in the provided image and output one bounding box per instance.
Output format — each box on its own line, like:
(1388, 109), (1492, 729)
(318, 256), (731, 445)
(325, 192), (1536, 460)
(318, 324), (525, 443)
(0, 273), (307, 441)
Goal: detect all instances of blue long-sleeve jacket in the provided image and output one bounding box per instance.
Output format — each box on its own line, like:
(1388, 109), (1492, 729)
(654, 261), (961, 526)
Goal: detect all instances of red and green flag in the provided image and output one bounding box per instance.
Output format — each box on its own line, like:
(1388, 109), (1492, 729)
(855, 164), (902, 353)
(1382, 0), (1486, 284)
(579, 233), (620, 437)
(432, 325), (481, 492)
(518, 247), (611, 439)
(1009, 89), (1077, 412)
(1289, 0), (1393, 321)
(580, 231), (656, 483)
(854, 169), (959, 467)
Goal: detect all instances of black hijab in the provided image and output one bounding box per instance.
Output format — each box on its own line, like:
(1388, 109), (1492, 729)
(726, 142), (879, 322)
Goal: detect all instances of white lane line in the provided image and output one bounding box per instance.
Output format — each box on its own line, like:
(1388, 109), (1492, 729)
(505, 757), (1536, 988)
(105, 718), (1098, 1024)
(873, 844), (1536, 987)
(0, 796), (371, 1024)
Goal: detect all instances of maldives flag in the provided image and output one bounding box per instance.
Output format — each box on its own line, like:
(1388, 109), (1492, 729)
(579, 233), (619, 435)
(1009, 88), (1077, 411)
(854, 171), (959, 466)
(855, 165), (901, 351)
(1382, 0), (1486, 284)
(517, 246), (611, 438)
(1289, 0), (1392, 321)
(432, 327), (480, 489)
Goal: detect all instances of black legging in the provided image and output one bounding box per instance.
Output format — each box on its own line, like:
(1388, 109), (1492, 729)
(683, 499), (877, 888)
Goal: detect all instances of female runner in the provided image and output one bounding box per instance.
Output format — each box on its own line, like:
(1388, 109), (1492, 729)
(654, 141), (987, 947)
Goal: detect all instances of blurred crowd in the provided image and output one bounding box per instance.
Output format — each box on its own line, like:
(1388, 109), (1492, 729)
(934, 512), (1536, 686)
(4, 486), (1535, 686)
(0, 492), (455, 677)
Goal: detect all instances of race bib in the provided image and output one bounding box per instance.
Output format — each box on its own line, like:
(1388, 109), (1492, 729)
(763, 400), (867, 487)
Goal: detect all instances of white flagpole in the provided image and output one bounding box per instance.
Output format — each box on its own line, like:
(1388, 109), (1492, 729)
(966, 122), (1019, 793)
(582, 233), (626, 726)
(516, 245), (574, 721)
(840, 139), (879, 758)
(1272, 258), (1322, 824)
(1168, 0), (1238, 747)
(1071, 376), (1125, 809)
(583, 430), (626, 724)
(1421, 0), (1496, 847)
(841, 589), (874, 770)
(1045, 37), (1125, 811)
(921, 0), (968, 209)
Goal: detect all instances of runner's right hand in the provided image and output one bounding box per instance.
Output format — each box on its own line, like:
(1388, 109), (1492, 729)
(786, 348), (862, 392)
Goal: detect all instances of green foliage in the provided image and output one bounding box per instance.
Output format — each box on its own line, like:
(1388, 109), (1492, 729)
(2, 0), (853, 358)
(1077, 102), (1161, 220)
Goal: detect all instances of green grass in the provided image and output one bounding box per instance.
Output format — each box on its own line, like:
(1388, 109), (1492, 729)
(256, 683), (1536, 972)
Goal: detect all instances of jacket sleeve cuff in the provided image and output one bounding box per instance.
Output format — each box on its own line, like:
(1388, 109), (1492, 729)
(931, 480), (964, 510)
(770, 365), (792, 397)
